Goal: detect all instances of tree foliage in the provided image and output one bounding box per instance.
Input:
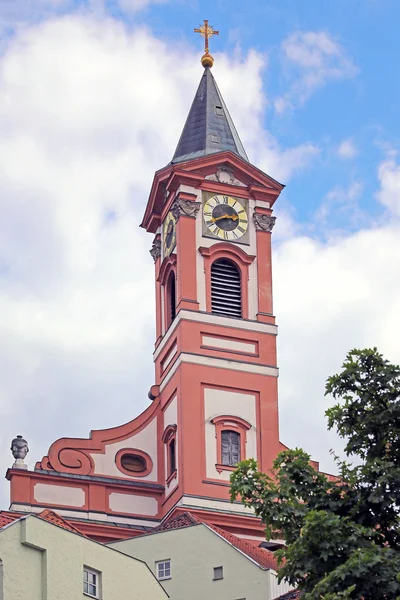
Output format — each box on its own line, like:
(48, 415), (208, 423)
(230, 348), (400, 599)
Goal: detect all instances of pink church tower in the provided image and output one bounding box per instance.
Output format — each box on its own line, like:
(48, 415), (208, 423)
(4, 27), (295, 544)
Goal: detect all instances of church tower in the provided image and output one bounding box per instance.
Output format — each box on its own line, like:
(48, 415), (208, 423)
(4, 24), (289, 543)
(142, 54), (285, 528)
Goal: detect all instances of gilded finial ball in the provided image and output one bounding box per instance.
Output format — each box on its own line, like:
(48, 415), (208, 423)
(201, 53), (214, 68)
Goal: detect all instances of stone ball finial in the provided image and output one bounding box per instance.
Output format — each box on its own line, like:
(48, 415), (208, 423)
(11, 435), (29, 468)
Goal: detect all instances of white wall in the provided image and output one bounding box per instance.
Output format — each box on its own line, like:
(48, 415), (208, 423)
(111, 523), (272, 600)
(89, 417), (158, 481)
(0, 516), (167, 600)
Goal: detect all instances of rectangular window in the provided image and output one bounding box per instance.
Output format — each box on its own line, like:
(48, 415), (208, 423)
(83, 567), (101, 598)
(169, 439), (176, 475)
(213, 566), (224, 580)
(156, 560), (171, 581)
(221, 430), (240, 466)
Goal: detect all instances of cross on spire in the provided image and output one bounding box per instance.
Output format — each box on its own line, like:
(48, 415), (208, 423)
(194, 19), (219, 68)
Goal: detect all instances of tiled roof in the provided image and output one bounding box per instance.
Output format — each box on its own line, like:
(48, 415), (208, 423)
(150, 512), (199, 533)
(149, 512), (278, 570)
(0, 513), (19, 528)
(38, 509), (87, 536)
(207, 521), (278, 570)
(172, 66), (249, 164)
(274, 591), (300, 600)
(0, 509), (86, 537)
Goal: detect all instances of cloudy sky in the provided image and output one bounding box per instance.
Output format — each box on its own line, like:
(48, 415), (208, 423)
(0, 0), (399, 507)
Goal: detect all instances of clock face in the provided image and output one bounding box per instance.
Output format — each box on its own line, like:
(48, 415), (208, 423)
(163, 211), (176, 257)
(203, 195), (248, 241)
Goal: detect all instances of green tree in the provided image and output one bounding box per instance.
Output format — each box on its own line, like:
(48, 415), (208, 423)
(230, 348), (400, 599)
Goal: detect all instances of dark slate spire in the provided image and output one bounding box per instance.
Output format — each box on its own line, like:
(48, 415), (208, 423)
(171, 66), (249, 164)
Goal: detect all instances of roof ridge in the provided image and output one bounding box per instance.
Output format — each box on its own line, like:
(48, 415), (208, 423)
(0, 512), (20, 529)
(148, 511), (201, 533)
(202, 520), (278, 571)
(38, 509), (87, 537)
(274, 591), (300, 600)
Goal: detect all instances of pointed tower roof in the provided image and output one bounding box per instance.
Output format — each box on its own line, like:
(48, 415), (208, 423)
(172, 66), (249, 164)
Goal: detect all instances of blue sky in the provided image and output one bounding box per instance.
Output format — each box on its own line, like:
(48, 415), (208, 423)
(0, 0), (399, 507)
(118, 0), (398, 229)
(2, 0), (398, 228)
(115, 0), (397, 223)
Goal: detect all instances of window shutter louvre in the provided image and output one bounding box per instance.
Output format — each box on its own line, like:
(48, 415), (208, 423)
(231, 432), (240, 464)
(221, 430), (241, 466)
(221, 431), (231, 465)
(211, 259), (242, 318)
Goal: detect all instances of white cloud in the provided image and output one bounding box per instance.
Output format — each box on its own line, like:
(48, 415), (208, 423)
(377, 157), (400, 217)
(0, 0), (167, 40)
(213, 50), (320, 182)
(0, 10), (397, 513)
(314, 181), (366, 232)
(117, 0), (168, 12)
(275, 30), (358, 112)
(0, 14), (319, 505)
(338, 138), (357, 159)
(0, 8), (397, 511)
(274, 219), (400, 469)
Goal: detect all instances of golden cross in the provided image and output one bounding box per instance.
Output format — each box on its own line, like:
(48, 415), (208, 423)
(194, 20), (219, 56)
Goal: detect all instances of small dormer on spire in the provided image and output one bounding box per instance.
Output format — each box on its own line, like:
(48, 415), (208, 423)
(171, 22), (249, 165)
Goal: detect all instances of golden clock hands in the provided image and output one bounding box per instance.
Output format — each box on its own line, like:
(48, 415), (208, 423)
(210, 214), (239, 223)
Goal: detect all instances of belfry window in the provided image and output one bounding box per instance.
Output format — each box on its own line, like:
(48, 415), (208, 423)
(211, 259), (242, 318)
(166, 271), (176, 327)
(221, 430), (240, 466)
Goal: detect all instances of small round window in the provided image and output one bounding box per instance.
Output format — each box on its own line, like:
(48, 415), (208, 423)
(120, 453), (147, 473)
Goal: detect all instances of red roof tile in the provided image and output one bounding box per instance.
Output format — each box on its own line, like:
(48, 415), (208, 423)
(38, 509), (87, 536)
(206, 521), (278, 570)
(150, 512), (278, 570)
(0, 513), (19, 528)
(0, 509), (86, 537)
(150, 512), (200, 532)
(274, 591), (300, 600)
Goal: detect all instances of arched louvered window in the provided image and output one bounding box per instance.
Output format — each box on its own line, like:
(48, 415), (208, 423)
(166, 271), (176, 327)
(221, 430), (241, 466)
(211, 259), (242, 318)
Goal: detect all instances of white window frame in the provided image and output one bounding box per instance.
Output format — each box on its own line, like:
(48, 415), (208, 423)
(83, 566), (101, 599)
(156, 559), (171, 581)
